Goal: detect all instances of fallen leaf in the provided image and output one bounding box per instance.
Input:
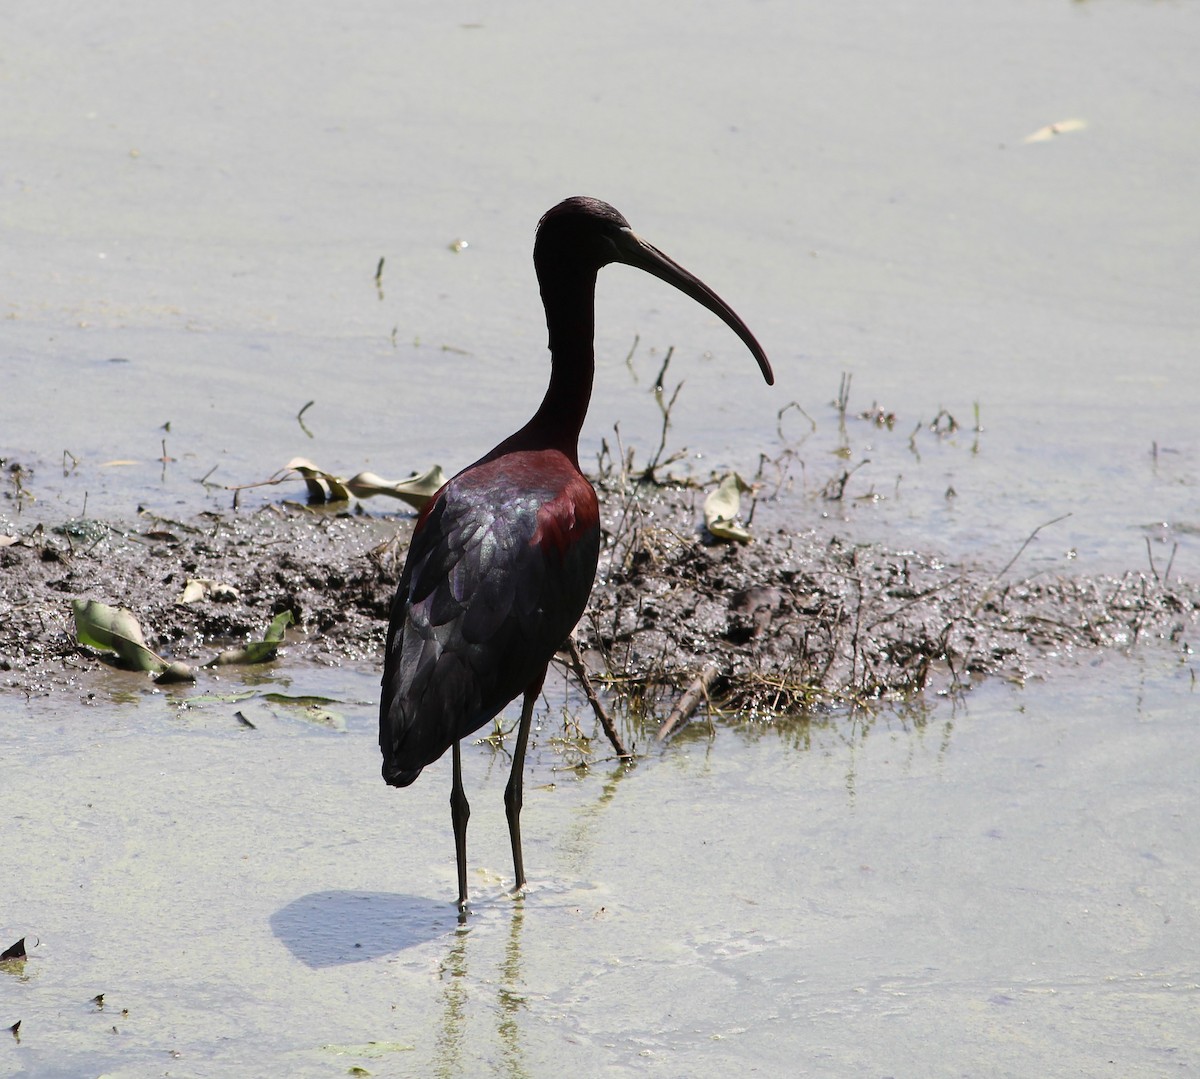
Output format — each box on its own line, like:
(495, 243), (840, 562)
(261, 692), (339, 707)
(321, 1041), (415, 1058)
(1024, 118), (1087, 143)
(182, 690), (259, 706)
(286, 458), (445, 508)
(72, 599), (196, 683)
(176, 578), (241, 604)
(263, 610), (293, 644)
(285, 457), (352, 502)
(262, 692), (345, 729)
(156, 661), (196, 685)
(704, 474), (754, 544)
(343, 465), (447, 507)
(224, 694), (347, 731)
(206, 610), (294, 666)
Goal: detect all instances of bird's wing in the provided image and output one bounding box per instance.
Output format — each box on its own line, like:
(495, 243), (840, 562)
(379, 468), (599, 786)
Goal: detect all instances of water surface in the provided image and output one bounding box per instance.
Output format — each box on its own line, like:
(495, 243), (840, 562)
(3, 656), (1198, 1076)
(3, 1), (1199, 1074)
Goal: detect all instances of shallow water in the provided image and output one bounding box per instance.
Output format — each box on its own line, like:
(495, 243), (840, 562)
(4, 0), (1198, 575)
(3, 1), (1200, 1075)
(3, 655), (1198, 1076)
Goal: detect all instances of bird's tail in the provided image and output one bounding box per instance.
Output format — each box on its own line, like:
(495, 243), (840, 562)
(381, 760), (422, 788)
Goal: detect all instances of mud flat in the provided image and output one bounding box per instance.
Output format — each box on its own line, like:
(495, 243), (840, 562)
(2, 480), (1195, 729)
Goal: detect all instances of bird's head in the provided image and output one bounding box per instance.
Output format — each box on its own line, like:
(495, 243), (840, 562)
(535, 196), (773, 386)
(535, 196), (633, 273)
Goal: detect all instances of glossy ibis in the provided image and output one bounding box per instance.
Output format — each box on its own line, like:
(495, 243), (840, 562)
(380, 196), (773, 913)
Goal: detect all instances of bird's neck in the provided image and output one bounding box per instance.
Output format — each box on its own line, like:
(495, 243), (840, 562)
(490, 271), (597, 466)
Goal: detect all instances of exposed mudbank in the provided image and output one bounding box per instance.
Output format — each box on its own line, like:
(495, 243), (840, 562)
(2, 483), (1196, 730)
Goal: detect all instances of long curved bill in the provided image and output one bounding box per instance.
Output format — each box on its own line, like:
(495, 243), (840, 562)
(613, 227), (774, 386)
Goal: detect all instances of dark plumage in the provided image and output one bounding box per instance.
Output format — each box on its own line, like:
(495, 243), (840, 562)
(381, 458), (598, 785)
(380, 196), (772, 913)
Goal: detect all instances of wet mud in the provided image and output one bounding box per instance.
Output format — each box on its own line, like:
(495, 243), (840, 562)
(2, 481), (1196, 725)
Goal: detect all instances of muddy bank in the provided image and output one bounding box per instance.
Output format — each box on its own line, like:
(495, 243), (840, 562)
(1, 484), (1196, 723)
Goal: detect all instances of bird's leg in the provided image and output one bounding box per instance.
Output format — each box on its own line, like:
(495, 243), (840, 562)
(504, 685), (538, 895)
(450, 740), (470, 915)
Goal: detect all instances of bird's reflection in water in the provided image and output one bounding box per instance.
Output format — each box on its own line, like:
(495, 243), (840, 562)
(556, 761), (633, 881)
(432, 922), (469, 1079)
(429, 754), (630, 1075)
(496, 903), (529, 1079)
(432, 898), (529, 1079)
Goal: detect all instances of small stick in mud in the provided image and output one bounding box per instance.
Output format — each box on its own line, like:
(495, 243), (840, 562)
(297, 400), (316, 439)
(973, 512), (1072, 614)
(623, 333), (640, 375)
(564, 636), (632, 760)
(656, 663), (720, 743)
(835, 371), (852, 421)
(651, 346), (674, 393)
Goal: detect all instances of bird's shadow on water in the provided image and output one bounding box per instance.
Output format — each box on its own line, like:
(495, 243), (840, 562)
(270, 890), (456, 968)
